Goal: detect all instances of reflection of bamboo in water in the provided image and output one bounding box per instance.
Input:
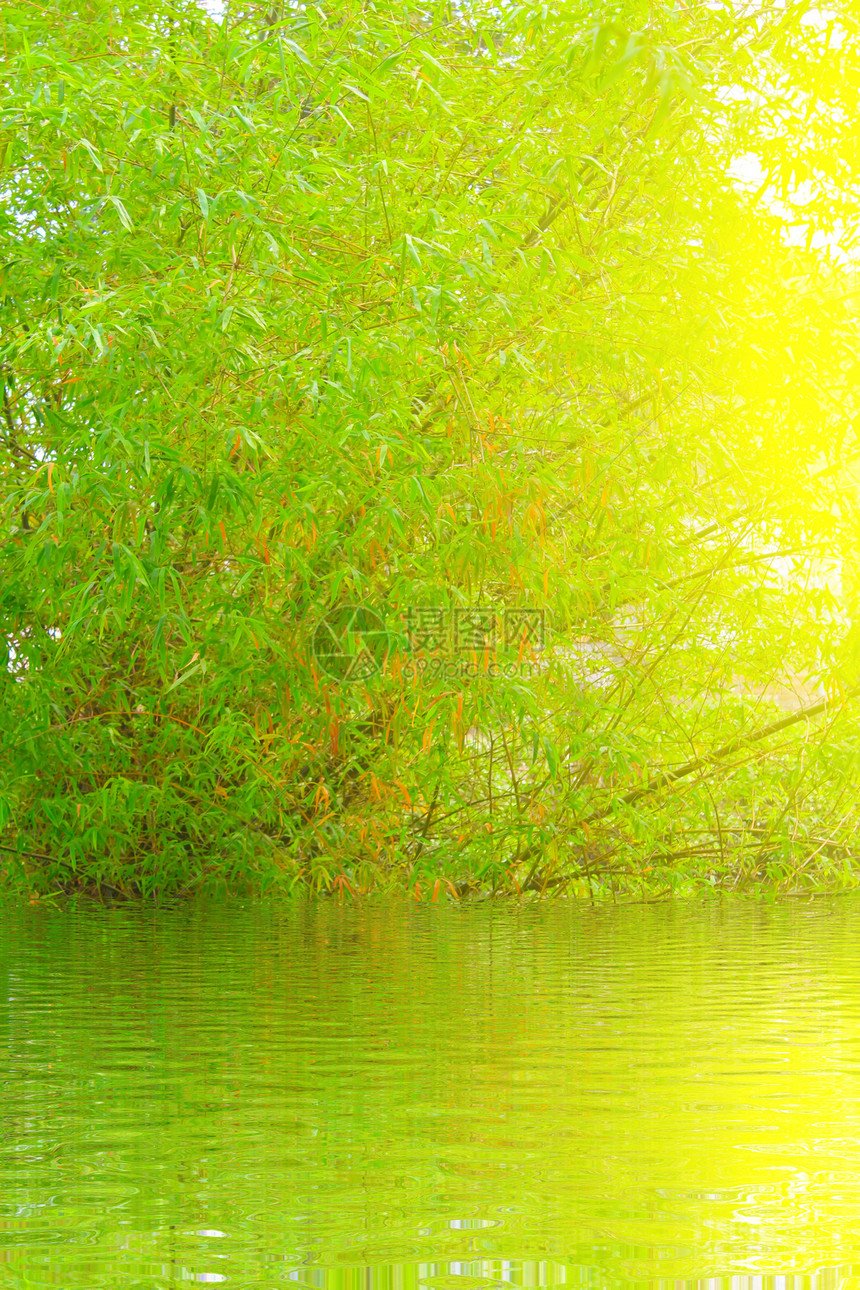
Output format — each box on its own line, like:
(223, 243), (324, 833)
(282, 1259), (860, 1289)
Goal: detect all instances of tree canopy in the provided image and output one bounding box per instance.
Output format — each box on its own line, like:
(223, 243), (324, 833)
(3, 0), (860, 900)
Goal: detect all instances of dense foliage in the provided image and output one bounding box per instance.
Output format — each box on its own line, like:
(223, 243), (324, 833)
(3, 0), (860, 901)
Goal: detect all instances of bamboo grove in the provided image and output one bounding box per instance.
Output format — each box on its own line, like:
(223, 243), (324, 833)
(3, 0), (860, 900)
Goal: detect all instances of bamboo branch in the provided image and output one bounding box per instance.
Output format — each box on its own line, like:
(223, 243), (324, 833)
(583, 686), (860, 824)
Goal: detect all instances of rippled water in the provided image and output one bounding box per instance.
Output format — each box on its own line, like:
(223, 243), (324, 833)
(3, 898), (860, 1288)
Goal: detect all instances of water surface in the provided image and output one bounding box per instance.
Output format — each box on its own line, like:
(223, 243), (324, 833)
(2, 897), (860, 1288)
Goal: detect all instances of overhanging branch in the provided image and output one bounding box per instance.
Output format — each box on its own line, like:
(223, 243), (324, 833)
(583, 684), (860, 825)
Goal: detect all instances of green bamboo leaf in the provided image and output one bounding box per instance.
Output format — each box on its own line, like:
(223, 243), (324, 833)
(232, 104), (256, 133)
(104, 194), (133, 231)
(373, 50), (402, 77)
(416, 48), (455, 82)
(342, 82), (370, 103)
(164, 660), (207, 694)
(281, 37), (312, 67)
(77, 137), (102, 171)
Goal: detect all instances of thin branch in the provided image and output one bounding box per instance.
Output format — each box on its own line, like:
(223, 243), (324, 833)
(583, 686), (860, 824)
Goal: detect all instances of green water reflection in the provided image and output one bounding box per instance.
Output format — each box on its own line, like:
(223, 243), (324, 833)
(2, 898), (860, 1288)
